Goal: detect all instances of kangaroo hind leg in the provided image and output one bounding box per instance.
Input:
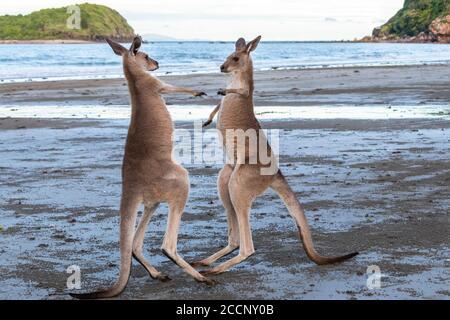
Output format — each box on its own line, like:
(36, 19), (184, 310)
(201, 171), (256, 276)
(132, 203), (170, 282)
(160, 170), (216, 285)
(191, 165), (239, 268)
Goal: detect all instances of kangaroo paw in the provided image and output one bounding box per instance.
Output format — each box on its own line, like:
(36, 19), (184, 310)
(190, 260), (210, 268)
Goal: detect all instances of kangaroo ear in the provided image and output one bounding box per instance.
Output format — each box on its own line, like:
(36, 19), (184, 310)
(246, 35), (261, 53)
(106, 38), (127, 56)
(235, 38), (246, 52)
(130, 35), (142, 55)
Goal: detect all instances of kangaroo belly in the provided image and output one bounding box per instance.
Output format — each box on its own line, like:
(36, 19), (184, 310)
(218, 98), (274, 166)
(217, 96), (255, 129)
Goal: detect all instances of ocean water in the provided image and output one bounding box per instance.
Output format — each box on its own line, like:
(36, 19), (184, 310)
(1, 42), (450, 83)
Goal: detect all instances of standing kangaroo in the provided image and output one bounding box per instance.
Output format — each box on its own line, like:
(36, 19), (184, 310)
(71, 36), (213, 299)
(193, 36), (358, 275)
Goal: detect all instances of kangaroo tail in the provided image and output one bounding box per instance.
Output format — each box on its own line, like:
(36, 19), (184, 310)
(271, 172), (358, 265)
(70, 197), (140, 299)
(69, 257), (132, 299)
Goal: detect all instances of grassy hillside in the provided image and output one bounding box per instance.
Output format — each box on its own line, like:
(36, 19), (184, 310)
(0, 3), (135, 41)
(379, 0), (450, 37)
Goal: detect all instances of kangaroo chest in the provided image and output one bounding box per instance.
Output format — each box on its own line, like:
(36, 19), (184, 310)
(126, 101), (174, 160)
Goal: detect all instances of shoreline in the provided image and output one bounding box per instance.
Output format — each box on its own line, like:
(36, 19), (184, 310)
(1, 39), (450, 44)
(2, 61), (450, 84)
(359, 40), (450, 44)
(2, 64), (450, 107)
(1, 105), (449, 123)
(358, 38), (450, 44)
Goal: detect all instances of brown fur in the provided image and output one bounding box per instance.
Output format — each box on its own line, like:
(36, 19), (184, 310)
(193, 36), (358, 275)
(71, 36), (212, 299)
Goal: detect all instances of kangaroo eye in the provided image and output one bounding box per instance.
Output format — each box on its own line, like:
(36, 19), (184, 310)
(233, 57), (239, 62)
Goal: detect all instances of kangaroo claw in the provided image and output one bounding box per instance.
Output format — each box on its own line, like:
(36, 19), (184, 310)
(200, 269), (221, 276)
(196, 276), (218, 286)
(190, 260), (209, 268)
(156, 274), (172, 282)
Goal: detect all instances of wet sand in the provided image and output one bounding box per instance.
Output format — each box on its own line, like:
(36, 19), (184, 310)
(0, 64), (449, 299)
(0, 118), (100, 130)
(0, 116), (449, 299)
(1, 64), (450, 107)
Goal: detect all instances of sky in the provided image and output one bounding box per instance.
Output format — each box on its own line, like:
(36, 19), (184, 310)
(0, 0), (405, 41)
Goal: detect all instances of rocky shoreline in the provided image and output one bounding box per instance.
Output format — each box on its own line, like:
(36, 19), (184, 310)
(361, 29), (450, 44)
(359, 35), (449, 44)
(361, 14), (450, 44)
(360, 0), (450, 44)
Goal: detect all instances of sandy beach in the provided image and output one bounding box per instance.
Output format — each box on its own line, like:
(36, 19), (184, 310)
(0, 64), (449, 300)
(2, 64), (450, 107)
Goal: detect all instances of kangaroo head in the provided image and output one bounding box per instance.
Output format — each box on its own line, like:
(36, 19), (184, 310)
(220, 36), (261, 74)
(106, 36), (159, 71)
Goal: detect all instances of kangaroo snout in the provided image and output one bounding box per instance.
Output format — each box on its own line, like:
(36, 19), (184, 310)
(220, 64), (226, 73)
(149, 59), (159, 71)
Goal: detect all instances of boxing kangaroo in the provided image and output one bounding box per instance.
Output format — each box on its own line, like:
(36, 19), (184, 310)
(71, 36), (213, 299)
(193, 36), (358, 275)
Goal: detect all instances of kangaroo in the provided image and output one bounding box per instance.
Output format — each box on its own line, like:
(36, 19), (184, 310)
(70, 36), (213, 299)
(192, 36), (358, 275)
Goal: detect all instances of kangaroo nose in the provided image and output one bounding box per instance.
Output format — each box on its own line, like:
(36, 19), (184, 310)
(220, 65), (225, 72)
